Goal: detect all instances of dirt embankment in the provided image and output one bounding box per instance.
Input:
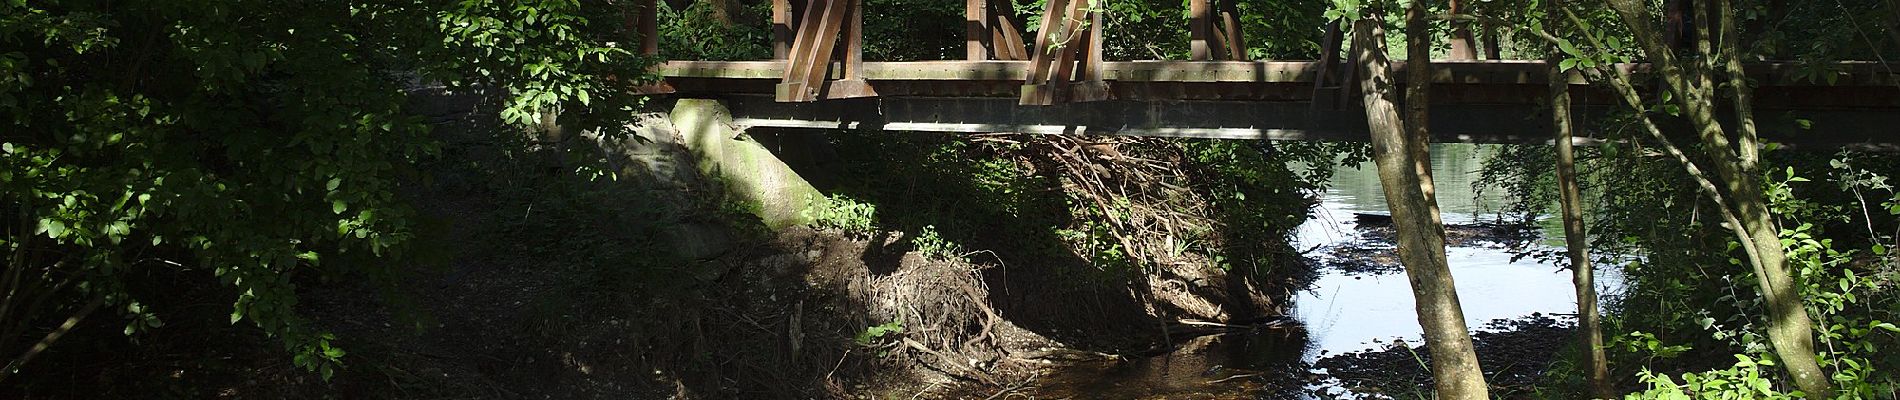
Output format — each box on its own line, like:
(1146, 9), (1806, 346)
(10, 94), (1314, 399)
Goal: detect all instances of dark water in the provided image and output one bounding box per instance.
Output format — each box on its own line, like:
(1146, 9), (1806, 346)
(1041, 144), (1622, 399)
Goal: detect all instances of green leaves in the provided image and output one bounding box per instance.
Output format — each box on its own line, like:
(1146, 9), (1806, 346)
(0, 0), (653, 384)
(854, 320), (905, 346)
(38, 218), (66, 238)
(1322, 0), (1364, 22)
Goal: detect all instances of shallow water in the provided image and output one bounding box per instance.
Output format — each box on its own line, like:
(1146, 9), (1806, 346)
(1042, 144), (1622, 399)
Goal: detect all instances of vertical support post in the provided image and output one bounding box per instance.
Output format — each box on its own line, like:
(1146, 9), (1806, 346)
(640, 0), (660, 56)
(774, 0), (793, 59)
(1190, 0), (1214, 60)
(1218, 0), (1246, 60)
(1338, 20), (1361, 110)
(1448, 0), (1477, 59)
(967, 0), (990, 60)
(1312, 19), (1345, 110)
(1482, 22), (1502, 60)
(1315, 20), (1343, 84)
(1073, 2), (1109, 101)
(840, 0), (863, 80)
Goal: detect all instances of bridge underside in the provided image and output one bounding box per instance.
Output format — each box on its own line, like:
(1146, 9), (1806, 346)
(651, 60), (1900, 149)
(698, 94), (1899, 149)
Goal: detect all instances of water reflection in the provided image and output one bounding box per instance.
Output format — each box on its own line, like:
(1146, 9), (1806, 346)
(1295, 144), (1617, 356)
(1039, 144), (1620, 399)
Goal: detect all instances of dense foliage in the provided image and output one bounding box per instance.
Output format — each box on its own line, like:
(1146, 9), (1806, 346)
(0, 0), (652, 382)
(1474, 0), (1900, 393)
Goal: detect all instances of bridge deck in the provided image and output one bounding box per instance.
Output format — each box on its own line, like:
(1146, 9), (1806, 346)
(657, 60), (1897, 108)
(649, 60), (1900, 148)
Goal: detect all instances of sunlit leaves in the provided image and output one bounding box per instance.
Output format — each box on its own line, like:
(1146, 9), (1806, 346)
(1, 0), (655, 383)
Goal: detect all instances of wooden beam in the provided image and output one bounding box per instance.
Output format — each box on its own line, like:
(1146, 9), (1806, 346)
(825, 0), (876, 99)
(1021, 0), (1102, 104)
(1073, 2), (1110, 102)
(1190, 0), (1214, 60)
(777, 0), (850, 101)
(1022, 0), (1065, 104)
(640, 0), (659, 56)
(1313, 20), (1344, 110)
(1339, 19), (1361, 110)
(840, 0), (862, 80)
(1482, 21), (1502, 60)
(990, 1), (1029, 60)
(1218, 0), (1246, 60)
(967, 0), (989, 60)
(1449, 0), (1477, 60)
(773, 0), (793, 59)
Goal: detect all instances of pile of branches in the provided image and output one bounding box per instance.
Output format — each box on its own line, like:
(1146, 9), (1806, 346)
(974, 134), (1224, 271)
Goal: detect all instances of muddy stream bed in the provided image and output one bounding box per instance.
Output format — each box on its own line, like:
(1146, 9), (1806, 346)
(1033, 144), (1623, 399)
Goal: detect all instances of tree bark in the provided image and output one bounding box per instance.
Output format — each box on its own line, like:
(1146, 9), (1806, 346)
(1601, 0), (1832, 396)
(1353, 5), (1491, 399)
(1546, 2), (1610, 397)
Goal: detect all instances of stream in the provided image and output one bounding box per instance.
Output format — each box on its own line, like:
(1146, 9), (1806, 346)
(1039, 144), (1623, 399)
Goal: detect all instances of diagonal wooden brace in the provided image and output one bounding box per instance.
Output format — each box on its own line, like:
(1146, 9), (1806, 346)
(974, 0), (1030, 61)
(1021, 0), (1108, 105)
(1217, 0), (1246, 60)
(778, 0), (872, 102)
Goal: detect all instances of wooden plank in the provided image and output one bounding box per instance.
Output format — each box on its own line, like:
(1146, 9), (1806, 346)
(1073, 3), (1110, 102)
(1313, 20), (1344, 110)
(1190, 0), (1213, 60)
(1218, 0), (1246, 60)
(1483, 22), (1502, 60)
(840, 0), (862, 80)
(990, 2), (1029, 60)
(640, 0), (659, 56)
(1021, 0), (1067, 105)
(773, 0), (793, 59)
(824, 0), (876, 99)
(1046, 0), (1090, 102)
(1449, 0), (1476, 60)
(1338, 20), (1361, 110)
(967, 0), (989, 60)
(778, 0), (850, 102)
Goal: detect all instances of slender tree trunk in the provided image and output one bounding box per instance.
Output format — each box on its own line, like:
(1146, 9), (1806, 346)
(1353, 5), (1491, 399)
(1601, 0), (1832, 396)
(1546, 3), (1610, 396)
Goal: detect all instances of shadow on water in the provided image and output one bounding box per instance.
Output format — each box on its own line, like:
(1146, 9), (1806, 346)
(1034, 144), (1622, 399)
(1035, 327), (1316, 400)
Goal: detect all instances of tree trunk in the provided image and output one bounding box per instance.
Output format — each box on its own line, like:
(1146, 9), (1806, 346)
(1602, 0), (1833, 396)
(1353, 6), (1491, 399)
(1546, 2), (1611, 397)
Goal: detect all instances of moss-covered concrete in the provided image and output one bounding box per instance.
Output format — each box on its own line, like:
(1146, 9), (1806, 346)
(670, 98), (823, 230)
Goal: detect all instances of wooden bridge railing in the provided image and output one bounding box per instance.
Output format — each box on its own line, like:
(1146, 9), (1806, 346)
(631, 0), (1874, 108)
(632, 0), (1425, 105)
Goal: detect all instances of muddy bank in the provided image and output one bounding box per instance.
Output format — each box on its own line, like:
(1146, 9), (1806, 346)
(1315, 214), (1539, 275)
(1313, 314), (1577, 398)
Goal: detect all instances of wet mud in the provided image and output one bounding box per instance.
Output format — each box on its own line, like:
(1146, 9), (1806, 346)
(1312, 314), (1576, 398)
(1314, 213), (1539, 275)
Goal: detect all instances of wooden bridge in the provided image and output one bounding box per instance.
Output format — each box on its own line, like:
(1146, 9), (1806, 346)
(630, 0), (1900, 147)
